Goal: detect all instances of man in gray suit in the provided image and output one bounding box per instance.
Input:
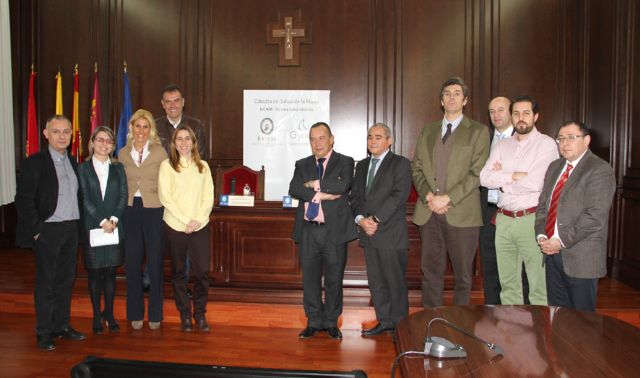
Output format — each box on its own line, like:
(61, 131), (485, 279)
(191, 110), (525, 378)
(350, 123), (412, 336)
(289, 122), (358, 339)
(535, 121), (616, 312)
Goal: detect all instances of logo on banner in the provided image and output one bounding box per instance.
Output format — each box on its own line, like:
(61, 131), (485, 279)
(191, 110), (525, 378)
(260, 118), (274, 135)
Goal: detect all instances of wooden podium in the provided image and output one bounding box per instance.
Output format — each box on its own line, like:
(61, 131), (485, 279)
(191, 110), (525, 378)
(395, 305), (640, 377)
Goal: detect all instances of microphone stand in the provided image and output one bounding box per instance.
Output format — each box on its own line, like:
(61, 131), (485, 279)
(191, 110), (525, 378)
(425, 317), (504, 358)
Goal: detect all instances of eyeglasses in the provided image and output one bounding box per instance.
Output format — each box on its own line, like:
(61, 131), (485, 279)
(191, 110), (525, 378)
(94, 138), (114, 145)
(555, 135), (584, 144)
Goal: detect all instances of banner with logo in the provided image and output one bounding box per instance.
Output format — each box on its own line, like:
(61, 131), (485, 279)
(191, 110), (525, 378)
(244, 90), (330, 201)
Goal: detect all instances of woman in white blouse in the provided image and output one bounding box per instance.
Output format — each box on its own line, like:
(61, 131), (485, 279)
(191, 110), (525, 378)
(78, 126), (127, 334)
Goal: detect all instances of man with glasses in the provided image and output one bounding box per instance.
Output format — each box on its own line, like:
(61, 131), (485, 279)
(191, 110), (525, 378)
(480, 95), (558, 305)
(535, 121), (615, 312)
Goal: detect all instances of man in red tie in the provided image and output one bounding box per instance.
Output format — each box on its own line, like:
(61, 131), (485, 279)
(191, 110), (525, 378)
(535, 121), (616, 311)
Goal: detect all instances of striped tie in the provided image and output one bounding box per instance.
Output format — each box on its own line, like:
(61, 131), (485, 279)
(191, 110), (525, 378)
(545, 164), (573, 238)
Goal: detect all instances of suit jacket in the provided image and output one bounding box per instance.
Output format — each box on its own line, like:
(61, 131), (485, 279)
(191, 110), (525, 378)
(412, 116), (490, 227)
(156, 115), (208, 160)
(350, 152), (412, 250)
(535, 150), (616, 278)
(14, 149), (81, 248)
(78, 160), (128, 268)
(289, 151), (358, 245)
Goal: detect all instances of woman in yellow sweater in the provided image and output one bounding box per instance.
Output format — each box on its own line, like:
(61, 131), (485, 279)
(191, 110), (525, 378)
(159, 125), (214, 332)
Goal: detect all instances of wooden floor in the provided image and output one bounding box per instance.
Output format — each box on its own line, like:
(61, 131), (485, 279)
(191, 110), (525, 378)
(2, 248), (640, 378)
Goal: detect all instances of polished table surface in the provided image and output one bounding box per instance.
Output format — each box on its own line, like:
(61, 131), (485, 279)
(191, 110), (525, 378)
(395, 305), (640, 377)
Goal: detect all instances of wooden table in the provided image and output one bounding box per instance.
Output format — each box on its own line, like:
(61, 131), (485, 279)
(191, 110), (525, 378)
(395, 305), (640, 377)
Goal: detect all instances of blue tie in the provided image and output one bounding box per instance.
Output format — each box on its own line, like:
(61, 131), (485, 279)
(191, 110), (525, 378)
(305, 158), (326, 221)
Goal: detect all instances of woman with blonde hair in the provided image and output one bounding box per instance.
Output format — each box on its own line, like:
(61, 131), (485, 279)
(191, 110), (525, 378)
(119, 109), (167, 330)
(159, 125), (214, 332)
(78, 126), (127, 334)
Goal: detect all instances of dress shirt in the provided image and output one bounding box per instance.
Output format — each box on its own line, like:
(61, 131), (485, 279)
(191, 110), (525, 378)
(46, 146), (80, 222)
(92, 156), (111, 199)
(158, 157), (214, 232)
(304, 150), (332, 223)
(479, 127), (558, 211)
(168, 116), (181, 128)
(130, 141), (150, 197)
(441, 114), (464, 137)
(487, 125), (514, 204)
(355, 149), (390, 224)
(91, 156), (119, 226)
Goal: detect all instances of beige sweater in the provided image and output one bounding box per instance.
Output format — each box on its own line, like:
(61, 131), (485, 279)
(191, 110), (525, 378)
(119, 143), (168, 208)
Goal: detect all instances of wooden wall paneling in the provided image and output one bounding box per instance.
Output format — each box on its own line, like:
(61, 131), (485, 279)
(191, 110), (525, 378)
(113, 0), (182, 116)
(211, 0), (374, 164)
(611, 0), (640, 289)
(399, 0), (469, 159)
(491, 0), (579, 137)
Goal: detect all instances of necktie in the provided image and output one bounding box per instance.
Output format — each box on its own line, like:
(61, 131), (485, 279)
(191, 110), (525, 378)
(137, 149), (144, 165)
(545, 164), (573, 238)
(305, 157), (326, 221)
(366, 158), (380, 193)
(442, 123), (452, 144)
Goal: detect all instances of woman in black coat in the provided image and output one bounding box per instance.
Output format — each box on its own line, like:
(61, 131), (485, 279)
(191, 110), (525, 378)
(78, 126), (128, 334)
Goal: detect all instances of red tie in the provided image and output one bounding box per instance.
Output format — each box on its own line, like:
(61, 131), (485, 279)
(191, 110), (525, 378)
(545, 164), (573, 238)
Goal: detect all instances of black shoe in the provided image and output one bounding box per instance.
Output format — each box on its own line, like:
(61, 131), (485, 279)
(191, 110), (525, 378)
(92, 317), (104, 335)
(181, 318), (193, 332)
(186, 288), (193, 299)
(106, 319), (120, 332)
(53, 327), (86, 340)
(298, 326), (320, 339)
(195, 318), (210, 332)
(326, 327), (343, 340)
(143, 282), (151, 293)
(36, 335), (56, 351)
(361, 323), (395, 337)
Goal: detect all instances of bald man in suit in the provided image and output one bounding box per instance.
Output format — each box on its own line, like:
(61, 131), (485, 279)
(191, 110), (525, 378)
(350, 123), (412, 336)
(536, 121), (616, 312)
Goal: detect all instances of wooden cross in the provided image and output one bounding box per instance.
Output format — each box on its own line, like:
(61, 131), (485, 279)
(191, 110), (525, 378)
(266, 12), (312, 66)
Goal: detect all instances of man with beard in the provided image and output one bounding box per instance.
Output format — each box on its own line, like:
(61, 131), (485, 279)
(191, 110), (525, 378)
(480, 95), (558, 305)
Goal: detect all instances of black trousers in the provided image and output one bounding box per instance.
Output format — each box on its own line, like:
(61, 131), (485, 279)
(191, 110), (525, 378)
(34, 220), (79, 336)
(480, 203), (530, 304)
(124, 198), (165, 322)
(545, 253), (598, 312)
(165, 224), (211, 321)
(299, 223), (347, 329)
(364, 246), (409, 327)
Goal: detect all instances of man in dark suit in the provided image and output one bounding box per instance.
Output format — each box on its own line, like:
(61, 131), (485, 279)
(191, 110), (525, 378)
(350, 123), (412, 336)
(156, 84), (208, 160)
(535, 121), (616, 312)
(479, 96), (514, 304)
(15, 115), (86, 351)
(412, 77), (490, 307)
(289, 122), (357, 339)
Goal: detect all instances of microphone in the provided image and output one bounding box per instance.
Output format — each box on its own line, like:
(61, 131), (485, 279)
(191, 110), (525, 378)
(230, 176), (236, 194)
(424, 317), (504, 359)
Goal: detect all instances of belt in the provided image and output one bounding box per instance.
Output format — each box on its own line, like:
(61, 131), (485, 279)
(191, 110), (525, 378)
(498, 206), (537, 218)
(306, 220), (325, 226)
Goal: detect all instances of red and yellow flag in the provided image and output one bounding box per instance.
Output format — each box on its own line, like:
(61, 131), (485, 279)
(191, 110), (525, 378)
(55, 69), (63, 115)
(71, 64), (82, 160)
(90, 62), (102, 133)
(26, 67), (39, 156)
